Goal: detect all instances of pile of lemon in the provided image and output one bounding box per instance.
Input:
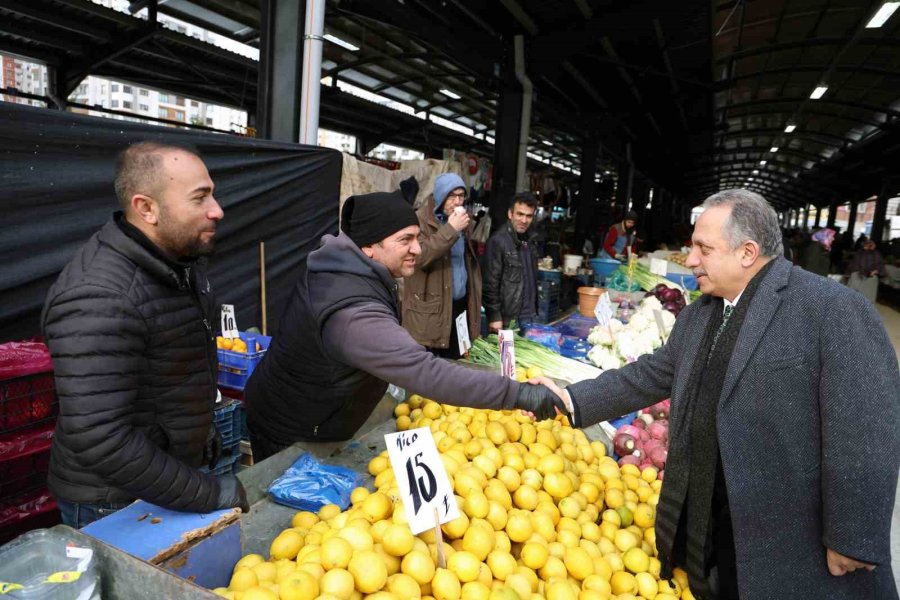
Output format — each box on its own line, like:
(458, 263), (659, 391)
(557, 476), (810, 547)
(212, 396), (695, 600)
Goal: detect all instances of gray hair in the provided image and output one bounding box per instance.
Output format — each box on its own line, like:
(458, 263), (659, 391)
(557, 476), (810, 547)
(702, 189), (784, 257)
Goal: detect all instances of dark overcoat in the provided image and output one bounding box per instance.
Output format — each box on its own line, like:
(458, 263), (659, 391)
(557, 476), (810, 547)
(568, 257), (900, 600)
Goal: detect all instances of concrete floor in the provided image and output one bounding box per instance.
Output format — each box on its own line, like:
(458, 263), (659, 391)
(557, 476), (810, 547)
(879, 303), (900, 592)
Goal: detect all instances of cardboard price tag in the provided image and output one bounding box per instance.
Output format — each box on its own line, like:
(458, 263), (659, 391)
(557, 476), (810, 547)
(220, 304), (239, 339)
(455, 310), (471, 356)
(499, 330), (516, 380)
(385, 428), (459, 535)
(650, 258), (668, 277)
(594, 292), (613, 327)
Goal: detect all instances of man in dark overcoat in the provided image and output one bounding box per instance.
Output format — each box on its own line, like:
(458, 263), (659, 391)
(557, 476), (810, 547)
(541, 189), (899, 600)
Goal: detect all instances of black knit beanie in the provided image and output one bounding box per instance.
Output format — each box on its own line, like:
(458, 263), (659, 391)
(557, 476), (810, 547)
(341, 190), (419, 248)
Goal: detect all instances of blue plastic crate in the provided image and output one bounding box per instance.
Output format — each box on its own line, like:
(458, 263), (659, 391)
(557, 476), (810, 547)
(198, 442), (241, 476)
(537, 269), (562, 283)
(239, 410), (248, 440)
(213, 400), (242, 447)
(217, 332), (271, 390)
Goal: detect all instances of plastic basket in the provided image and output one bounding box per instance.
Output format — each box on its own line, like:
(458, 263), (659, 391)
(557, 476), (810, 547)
(217, 332), (271, 391)
(198, 442), (241, 476)
(537, 269), (562, 283)
(0, 373), (57, 436)
(213, 399), (242, 447)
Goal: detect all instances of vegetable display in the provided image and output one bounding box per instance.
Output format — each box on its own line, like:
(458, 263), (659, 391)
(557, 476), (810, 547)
(467, 334), (602, 384)
(586, 296), (676, 370)
(614, 400), (671, 477)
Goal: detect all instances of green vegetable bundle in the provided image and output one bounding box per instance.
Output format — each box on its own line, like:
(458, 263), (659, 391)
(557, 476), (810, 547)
(466, 334), (601, 383)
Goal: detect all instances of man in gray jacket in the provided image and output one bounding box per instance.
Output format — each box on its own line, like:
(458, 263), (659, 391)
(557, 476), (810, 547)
(245, 190), (561, 461)
(542, 189), (899, 600)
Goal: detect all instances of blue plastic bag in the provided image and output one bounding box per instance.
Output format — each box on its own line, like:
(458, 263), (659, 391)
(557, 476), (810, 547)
(268, 453), (364, 512)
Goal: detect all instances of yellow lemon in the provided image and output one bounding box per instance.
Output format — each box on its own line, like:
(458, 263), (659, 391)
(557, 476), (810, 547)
(280, 571), (319, 600)
(538, 556), (567, 582)
(386, 573), (422, 599)
(544, 579), (577, 600)
(442, 513), (471, 540)
(537, 454), (565, 475)
(401, 550), (436, 585)
(505, 512), (533, 543)
(610, 571), (638, 595)
(321, 537), (354, 570)
(236, 554), (266, 571)
(319, 504), (342, 521)
(363, 493), (393, 522)
(339, 527), (375, 553)
(253, 561), (278, 584)
(462, 524), (494, 561)
(463, 491), (490, 519)
(520, 542), (549, 570)
(542, 472), (574, 500)
(632, 504), (655, 529)
(614, 529), (640, 553)
(382, 524), (415, 557)
(241, 588), (278, 600)
(447, 551), (481, 583)
(271, 530), (304, 561)
(292, 511), (319, 530)
(461, 581), (491, 600)
(432, 568), (462, 600)
(635, 572), (658, 599)
(621, 547), (650, 574)
(320, 569), (356, 600)
(230, 567), (259, 592)
(581, 575), (611, 596)
(486, 551), (517, 581)
(563, 547), (593, 580)
(348, 551), (388, 594)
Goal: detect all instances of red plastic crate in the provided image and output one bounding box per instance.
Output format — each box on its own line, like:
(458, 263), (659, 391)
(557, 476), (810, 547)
(0, 374), (57, 435)
(0, 424), (53, 503)
(0, 488), (59, 545)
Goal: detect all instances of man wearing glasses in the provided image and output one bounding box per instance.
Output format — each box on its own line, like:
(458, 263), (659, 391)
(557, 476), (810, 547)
(402, 173), (481, 358)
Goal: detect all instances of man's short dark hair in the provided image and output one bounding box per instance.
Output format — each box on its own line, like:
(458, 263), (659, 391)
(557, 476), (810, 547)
(509, 192), (538, 210)
(114, 141), (201, 210)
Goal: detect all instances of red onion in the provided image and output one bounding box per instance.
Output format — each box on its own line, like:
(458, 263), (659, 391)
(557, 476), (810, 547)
(649, 400), (670, 420)
(618, 455), (642, 468)
(657, 470), (665, 481)
(631, 418), (646, 430)
(614, 432), (638, 456)
(649, 446), (668, 470)
(638, 413), (655, 426)
(648, 420), (669, 443)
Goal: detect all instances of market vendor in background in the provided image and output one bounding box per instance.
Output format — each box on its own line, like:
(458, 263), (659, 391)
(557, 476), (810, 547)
(845, 237), (886, 304)
(483, 192), (540, 332)
(600, 209), (639, 259)
(244, 190), (561, 462)
(42, 141), (249, 528)
(402, 173), (481, 359)
(541, 189), (899, 600)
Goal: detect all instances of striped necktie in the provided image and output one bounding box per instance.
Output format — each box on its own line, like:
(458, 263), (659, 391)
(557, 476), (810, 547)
(708, 304), (734, 359)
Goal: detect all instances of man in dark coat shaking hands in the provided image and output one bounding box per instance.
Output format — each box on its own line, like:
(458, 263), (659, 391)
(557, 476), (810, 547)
(540, 189), (899, 600)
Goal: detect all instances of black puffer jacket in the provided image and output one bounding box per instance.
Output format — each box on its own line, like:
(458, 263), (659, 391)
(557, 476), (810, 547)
(41, 215), (222, 511)
(482, 222), (539, 324)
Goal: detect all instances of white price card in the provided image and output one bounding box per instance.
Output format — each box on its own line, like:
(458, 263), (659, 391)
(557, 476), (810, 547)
(652, 309), (668, 341)
(594, 291), (613, 327)
(385, 428), (459, 535)
(455, 310), (471, 356)
(650, 258), (668, 276)
(499, 330), (516, 380)
(220, 304), (239, 339)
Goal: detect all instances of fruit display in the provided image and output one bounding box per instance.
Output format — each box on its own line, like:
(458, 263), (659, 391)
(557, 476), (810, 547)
(665, 254), (688, 268)
(216, 336), (262, 354)
(211, 395), (695, 600)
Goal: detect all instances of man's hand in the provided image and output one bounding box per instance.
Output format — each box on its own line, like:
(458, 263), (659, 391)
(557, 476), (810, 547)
(448, 210), (471, 232)
(489, 320), (503, 333)
(514, 382), (569, 421)
(217, 475), (250, 513)
(826, 548), (876, 576)
(203, 426), (223, 470)
(530, 377), (573, 414)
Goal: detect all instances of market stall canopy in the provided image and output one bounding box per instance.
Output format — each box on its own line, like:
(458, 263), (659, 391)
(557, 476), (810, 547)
(1, 0), (898, 207)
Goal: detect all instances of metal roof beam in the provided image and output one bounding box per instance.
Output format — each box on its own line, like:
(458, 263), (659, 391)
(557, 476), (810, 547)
(719, 97), (900, 120)
(1, 0), (113, 41)
(717, 104), (884, 128)
(715, 36), (900, 65)
(716, 127), (852, 148)
(722, 64), (900, 86)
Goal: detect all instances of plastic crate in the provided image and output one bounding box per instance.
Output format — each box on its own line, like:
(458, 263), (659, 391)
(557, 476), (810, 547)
(0, 489), (59, 545)
(0, 424), (54, 504)
(217, 332), (271, 390)
(0, 373), (57, 436)
(199, 443), (241, 476)
(537, 269), (562, 283)
(213, 399), (242, 447)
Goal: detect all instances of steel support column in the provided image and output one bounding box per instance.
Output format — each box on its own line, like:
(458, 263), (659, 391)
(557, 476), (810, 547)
(847, 201), (858, 235)
(870, 182), (891, 244)
(257, 0), (305, 141)
(826, 199), (838, 229)
(574, 137), (599, 254)
(490, 36), (524, 232)
(813, 205), (822, 228)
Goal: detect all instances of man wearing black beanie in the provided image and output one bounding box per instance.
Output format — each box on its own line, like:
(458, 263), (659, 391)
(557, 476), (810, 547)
(245, 190), (565, 461)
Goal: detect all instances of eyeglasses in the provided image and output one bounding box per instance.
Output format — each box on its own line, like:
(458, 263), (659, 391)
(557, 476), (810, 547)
(447, 191), (467, 200)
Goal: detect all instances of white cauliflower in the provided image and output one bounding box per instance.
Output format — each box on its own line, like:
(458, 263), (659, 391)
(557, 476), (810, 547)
(587, 326), (614, 347)
(626, 311), (653, 332)
(588, 345), (624, 371)
(639, 295), (663, 312)
(660, 309), (676, 333)
(609, 318), (625, 333)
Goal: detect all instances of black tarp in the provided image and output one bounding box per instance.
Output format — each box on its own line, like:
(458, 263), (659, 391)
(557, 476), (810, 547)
(0, 102), (342, 343)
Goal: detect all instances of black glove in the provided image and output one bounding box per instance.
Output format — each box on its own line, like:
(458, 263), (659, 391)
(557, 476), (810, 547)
(217, 474), (250, 513)
(203, 426), (223, 470)
(514, 383), (568, 421)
